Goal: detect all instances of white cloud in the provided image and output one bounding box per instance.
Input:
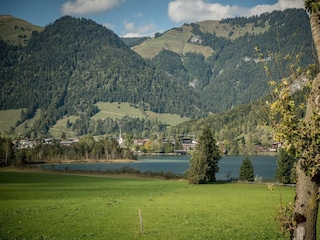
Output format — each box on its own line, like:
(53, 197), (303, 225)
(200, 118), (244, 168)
(122, 20), (160, 37)
(168, 0), (241, 22)
(61, 0), (125, 15)
(168, 0), (304, 23)
(248, 0), (304, 16)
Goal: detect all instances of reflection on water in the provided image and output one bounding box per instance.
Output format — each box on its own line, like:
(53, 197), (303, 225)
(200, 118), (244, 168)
(41, 155), (277, 180)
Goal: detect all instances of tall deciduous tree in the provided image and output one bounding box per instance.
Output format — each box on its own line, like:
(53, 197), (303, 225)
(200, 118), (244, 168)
(0, 138), (14, 166)
(78, 135), (94, 160)
(186, 125), (221, 184)
(269, 1), (320, 239)
(292, 1), (320, 239)
(239, 156), (254, 181)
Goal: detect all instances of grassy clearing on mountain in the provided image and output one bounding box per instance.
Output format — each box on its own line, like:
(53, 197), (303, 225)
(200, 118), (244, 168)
(14, 109), (42, 135)
(145, 111), (189, 126)
(0, 15), (43, 46)
(0, 109), (22, 135)
(47, 102), (189, 138)
(132, 20), (271, 59)
(132, 24), (213, 59)
(0, 108), (42, 137)
(93, 102), (145, 119)
(0, 102), (189, 138)
(49, 115), (79, 138)
(182, 42), (214, 58)
(0, 169), (310, 240)
(198, 21), (270, 40)
(93, 102), (188, 126)
(132, 30), (189, 59)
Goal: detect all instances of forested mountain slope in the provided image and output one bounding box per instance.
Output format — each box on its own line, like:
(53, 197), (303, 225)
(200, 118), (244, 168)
(136, 9), (316, 112)
(0, 16), (202, 138)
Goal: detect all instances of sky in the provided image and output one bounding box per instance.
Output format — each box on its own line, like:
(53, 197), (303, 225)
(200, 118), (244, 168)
(1, 0), (304, 37)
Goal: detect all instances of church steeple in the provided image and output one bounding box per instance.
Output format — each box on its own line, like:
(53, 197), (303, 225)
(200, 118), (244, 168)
(118, 126), (124, 146)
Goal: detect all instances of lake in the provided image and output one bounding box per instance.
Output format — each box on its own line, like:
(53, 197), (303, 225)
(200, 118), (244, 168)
(41, 155), (278, 181)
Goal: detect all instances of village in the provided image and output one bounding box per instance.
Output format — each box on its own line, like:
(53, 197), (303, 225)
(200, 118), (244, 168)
(15, 134), (280, 155)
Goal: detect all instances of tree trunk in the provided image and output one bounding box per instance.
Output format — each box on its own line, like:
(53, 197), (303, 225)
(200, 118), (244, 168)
(292, 8), (320, 240)
(292, 160), (319, 240)
(309, 11), (320, 59)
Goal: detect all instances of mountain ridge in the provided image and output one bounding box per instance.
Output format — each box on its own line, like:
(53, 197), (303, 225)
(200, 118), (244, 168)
(0, 15), (202, 138)
(0, 9), (316, 140)
(141, 9), (315, 112)
(131, 16), (271, 59)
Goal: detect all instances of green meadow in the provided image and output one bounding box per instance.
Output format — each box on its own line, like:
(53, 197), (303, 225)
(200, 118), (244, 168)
(0, 170), (313, 239)
(132, 24), (214, 59)
(0, 102), (189, 138)
(0, 109), (22, 135)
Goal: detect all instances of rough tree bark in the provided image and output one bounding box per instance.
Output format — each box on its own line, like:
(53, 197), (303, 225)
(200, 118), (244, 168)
(292, 5), (320, 240)
(293, 160), (319, 239)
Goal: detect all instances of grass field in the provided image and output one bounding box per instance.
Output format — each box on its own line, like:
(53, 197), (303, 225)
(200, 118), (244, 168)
(0, 169), (310, 240)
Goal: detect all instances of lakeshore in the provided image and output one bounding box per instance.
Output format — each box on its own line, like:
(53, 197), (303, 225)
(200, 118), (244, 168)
(25, 158), (138, 164)
(36, 155), (277, 181)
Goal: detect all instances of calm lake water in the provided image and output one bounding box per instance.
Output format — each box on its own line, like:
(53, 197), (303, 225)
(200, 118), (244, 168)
(41, 155), (277, 181)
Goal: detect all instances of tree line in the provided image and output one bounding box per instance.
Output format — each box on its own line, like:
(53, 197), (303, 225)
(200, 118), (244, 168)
(0, 135), (136, 166)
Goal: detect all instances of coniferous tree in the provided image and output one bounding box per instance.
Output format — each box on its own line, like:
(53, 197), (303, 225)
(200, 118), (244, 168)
(276, 148), (296, 184)
(239, 156), (254, 181)
(186, 125), (221, 184)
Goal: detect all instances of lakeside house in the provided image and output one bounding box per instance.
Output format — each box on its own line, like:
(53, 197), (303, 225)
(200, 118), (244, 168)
(181, 137), (197, 151)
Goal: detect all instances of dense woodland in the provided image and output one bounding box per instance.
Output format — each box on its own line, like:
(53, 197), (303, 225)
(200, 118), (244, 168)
(0, 9), (316, 144)
(0, 16), (202, 138)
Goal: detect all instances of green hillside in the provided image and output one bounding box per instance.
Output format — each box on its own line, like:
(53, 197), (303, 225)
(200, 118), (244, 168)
(132, 24), (214, 59)
(198, 19), (270, 40)
(0, 15), (43, 46)
(93, 102), (145, 119)
(132, 18), (270, 59)
(142, 9), (315, 113)
(0, 109), (22, 135)
(48, 102), (189, 139)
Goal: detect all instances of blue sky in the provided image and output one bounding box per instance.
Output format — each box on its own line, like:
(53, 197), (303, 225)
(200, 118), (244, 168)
(1, 0), (304, 37)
